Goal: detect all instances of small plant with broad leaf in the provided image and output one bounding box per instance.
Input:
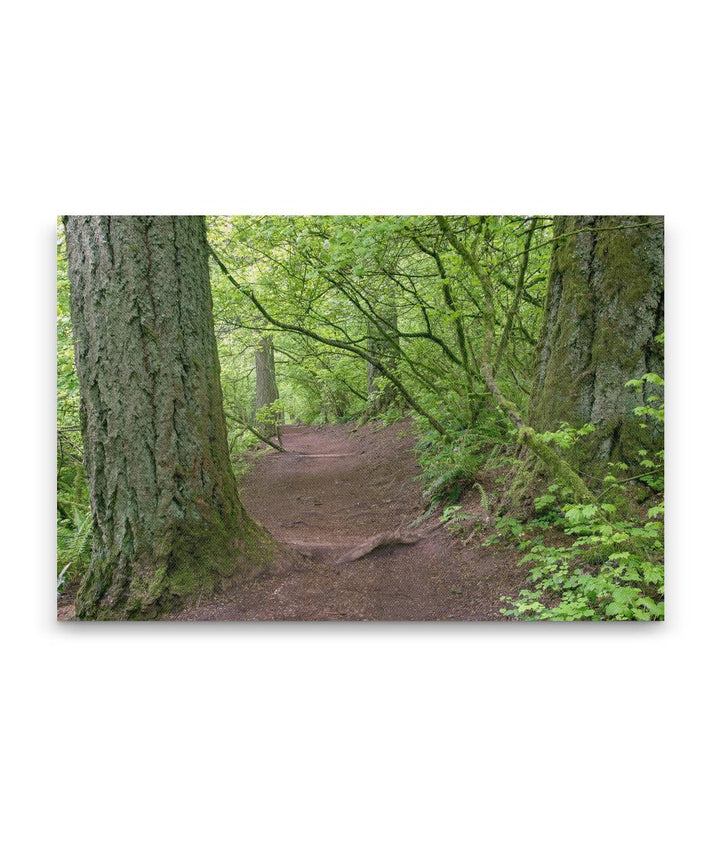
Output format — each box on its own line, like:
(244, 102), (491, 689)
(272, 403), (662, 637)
(502, 362), (664, 621)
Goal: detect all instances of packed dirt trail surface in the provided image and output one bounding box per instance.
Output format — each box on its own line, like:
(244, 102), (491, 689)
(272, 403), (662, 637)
(180, 421), (525, 620)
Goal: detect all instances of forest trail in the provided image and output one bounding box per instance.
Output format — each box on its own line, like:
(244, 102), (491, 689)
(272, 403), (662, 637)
(180, 421), (525, 620)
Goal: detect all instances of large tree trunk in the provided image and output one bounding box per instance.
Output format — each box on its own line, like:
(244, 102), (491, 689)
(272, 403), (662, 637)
(529, 215), (664, 464)
(253, 332), (281, 439)
(64, 216), (263, 619)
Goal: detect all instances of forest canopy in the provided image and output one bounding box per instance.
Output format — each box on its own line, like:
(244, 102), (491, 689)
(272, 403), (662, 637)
(57, 215), (664, 621)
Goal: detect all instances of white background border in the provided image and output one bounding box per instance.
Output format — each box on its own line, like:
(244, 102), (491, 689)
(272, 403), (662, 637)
(2, 2), (715, 854)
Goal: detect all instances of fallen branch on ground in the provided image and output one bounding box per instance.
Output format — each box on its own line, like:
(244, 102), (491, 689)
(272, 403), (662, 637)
(224, 411), (285, 452)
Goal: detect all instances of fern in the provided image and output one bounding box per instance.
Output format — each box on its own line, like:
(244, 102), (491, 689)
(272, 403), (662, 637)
(57, 508), (92, 590)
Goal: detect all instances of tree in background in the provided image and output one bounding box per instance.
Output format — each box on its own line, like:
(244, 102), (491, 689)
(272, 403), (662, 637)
(253, 331), (281, 439)
(64, 216), (262, 619)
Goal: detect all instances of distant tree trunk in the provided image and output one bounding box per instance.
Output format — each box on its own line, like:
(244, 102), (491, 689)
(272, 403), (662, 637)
(253, 332), (281, 439)
(64, 216), (262, 619)
(364, 302), (399, 419)
(529, 215), (664, 464)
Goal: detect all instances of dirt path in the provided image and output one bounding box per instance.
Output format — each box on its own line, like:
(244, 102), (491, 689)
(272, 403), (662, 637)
(180, 421), (525, 620)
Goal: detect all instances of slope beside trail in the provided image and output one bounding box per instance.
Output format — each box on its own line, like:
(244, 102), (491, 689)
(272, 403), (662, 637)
(181, 420), (525, 620)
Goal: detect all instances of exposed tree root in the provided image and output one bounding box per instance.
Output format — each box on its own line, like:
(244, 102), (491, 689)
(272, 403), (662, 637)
(336, 530), (419, 564)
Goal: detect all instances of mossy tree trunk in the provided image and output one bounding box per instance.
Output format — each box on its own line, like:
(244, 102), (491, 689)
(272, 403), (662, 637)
(253, 332), (281, 439)
(529, 215), (664, 465)
(64, 215), (260, 619)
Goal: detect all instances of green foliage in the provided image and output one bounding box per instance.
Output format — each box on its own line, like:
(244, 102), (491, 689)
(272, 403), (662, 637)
(501, 499), (664, 620)
(57, 222), (91, 588)
(417, 426), (507, 506)
(534, 422), (596, 450)
(626, 372), (665, 427)
(439, 504), (471, 534)
(57, 507), (92, 591)
(208, 214), (546, 436)
(502, 375), (664, 620)
(255, 400), (284, 433)
(420, 442), (480, 504)
(57, 215), (663, 622)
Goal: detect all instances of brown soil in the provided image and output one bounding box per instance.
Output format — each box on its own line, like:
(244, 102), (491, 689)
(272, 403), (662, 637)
(57, 420), (527, 620)
(175, 420), (526, 620)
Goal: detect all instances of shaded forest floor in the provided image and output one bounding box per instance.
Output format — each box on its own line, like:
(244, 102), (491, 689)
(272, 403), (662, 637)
(57, 421), (527, 620)
(179, 420), (525, 620)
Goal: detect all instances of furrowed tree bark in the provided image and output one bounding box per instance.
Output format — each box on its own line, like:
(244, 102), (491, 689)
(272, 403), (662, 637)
(530, 216), (664, 464)
(64, 216), (265, 619)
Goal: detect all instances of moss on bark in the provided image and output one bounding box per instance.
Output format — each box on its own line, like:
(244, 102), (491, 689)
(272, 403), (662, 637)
(530, 216), (664, 467)
(65, 216), (267, 619)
